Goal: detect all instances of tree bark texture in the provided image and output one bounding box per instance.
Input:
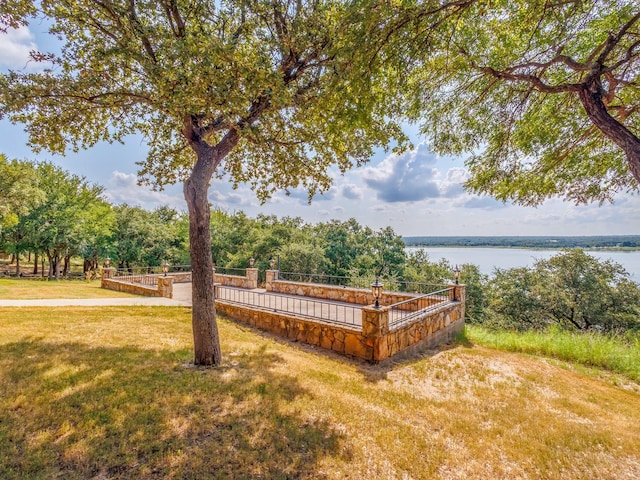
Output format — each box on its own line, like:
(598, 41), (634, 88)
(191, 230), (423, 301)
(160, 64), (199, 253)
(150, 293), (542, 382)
(184, 170), (222, 366)
(578, 81), (640, 185)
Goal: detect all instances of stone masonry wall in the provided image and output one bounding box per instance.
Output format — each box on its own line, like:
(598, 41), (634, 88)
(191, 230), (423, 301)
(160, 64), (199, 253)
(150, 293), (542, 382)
(377, 303), (464, 361)
(101, 276), (174, 298)
(215, 302), (376, 360)
(215, 289), (465, 362)
(266, 277), (449, 308)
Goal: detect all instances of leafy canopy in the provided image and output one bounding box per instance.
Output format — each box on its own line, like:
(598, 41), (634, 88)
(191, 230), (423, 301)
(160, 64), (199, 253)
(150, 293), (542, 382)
(400, 0), (640, 205)
(1, 0), (407, 200)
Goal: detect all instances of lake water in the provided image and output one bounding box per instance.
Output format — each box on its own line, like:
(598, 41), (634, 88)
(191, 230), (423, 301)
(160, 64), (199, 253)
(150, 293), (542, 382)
(406, 247), (640, 280)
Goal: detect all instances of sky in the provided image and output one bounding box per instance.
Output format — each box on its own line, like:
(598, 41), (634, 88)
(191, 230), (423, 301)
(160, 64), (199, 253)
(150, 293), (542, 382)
(1, 23), (639, 238)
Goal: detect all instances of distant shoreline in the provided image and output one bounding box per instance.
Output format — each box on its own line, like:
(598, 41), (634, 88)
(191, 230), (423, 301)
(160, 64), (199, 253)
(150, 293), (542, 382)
(403, 235), (640, 251)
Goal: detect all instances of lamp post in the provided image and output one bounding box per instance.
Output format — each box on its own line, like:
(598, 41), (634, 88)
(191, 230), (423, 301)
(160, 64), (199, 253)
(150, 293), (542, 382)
(104, 257), (110, 268)
(269, 258), (275, 269)
(162, 261), (170, 276)
(454, 265), (460, 285)
(371, 277), (383, 309)
(249, 257), (255, 268)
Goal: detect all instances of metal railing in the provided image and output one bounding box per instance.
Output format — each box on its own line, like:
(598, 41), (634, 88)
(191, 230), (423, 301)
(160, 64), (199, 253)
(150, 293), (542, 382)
(215, 285), (361, 329)
(214, 266), (248, 277)
(278, 272), (355, 287)
(113, 272), (161, 286)
(276, 271), (449, 294)
(388, 288), (452, 329)
(112, 265), (184, 286)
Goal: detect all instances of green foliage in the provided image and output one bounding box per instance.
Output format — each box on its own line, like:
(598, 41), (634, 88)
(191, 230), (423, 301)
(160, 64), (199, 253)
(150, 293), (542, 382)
(277, 243), (330, 275)
(485, 249), (640, 333)
(466, 325), (640, 382)
(112, 205), (187, 269)
(458, 264), (488, 323)
(1, 0), (408, 198)
(0, 158), (110, 278)
(395, 0), (640, 204)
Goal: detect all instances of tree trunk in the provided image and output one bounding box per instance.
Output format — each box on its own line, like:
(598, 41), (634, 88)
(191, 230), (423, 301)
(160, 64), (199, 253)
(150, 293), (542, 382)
(55, 253), (61, 280)
(180, 112), (249, 366)
(63, 255), (70, 277)
(33, 252), (38, 275)
(15, 253), (20, 276)
(578, 81), (640, 184)
(184, 168), (222, 366)
(46, 251), (53, 279)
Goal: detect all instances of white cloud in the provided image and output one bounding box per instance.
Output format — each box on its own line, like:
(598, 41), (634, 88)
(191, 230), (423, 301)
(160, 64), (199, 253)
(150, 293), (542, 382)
(360, 143), (471, 203)
(362, 142), (442, 202)
(105, 171), (184, 209)
(0, 26), (43, 70)
(341, 183), (364, 200)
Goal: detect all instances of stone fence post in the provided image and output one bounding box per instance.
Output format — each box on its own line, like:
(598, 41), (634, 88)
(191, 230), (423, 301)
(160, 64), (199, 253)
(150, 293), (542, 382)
(245, 267), (258, 289)
(101, 267), (115, 288)
(361, 305), (390, 362)
(158, 276), (174, 298)
(265, 269), (278, 291)
(449, 283), (466, 303)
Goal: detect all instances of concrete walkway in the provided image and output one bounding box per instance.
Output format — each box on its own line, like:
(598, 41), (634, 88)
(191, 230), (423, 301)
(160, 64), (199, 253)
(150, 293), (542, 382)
(0, 283), (193, 307)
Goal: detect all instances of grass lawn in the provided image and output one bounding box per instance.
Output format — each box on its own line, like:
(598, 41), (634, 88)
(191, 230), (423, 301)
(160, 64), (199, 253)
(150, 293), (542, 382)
(0, 278), (138, 299)
(1, 307), (639, 479)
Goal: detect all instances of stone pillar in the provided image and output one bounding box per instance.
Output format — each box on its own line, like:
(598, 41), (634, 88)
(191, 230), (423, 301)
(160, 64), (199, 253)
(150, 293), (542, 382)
(449, 283), (466, 303)
(361, 305), (390, 362)
(101, 267), (115, 288)
(158, 276), (174, 298)
(265, 269), (278, 291)
(245, 267), (258, 289)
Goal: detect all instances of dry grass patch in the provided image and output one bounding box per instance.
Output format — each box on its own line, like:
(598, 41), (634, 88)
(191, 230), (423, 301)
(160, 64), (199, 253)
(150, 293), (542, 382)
(1, 307), (639, 479)
(0, 278), (138, 299)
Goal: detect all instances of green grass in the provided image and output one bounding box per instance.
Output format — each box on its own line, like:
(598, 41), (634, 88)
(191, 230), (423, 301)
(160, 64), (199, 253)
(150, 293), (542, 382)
(1, 307), (640, 479)
(465, 325), (640, 382)
(0, 278), (138, 299)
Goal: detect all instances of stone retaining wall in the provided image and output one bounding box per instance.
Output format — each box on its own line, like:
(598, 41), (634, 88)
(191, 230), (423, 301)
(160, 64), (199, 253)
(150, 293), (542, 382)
(266, 272), (448, 307)
(214, 302), (375, 359)
(215, 291), (465, 362)
(101, 275), (174, 298)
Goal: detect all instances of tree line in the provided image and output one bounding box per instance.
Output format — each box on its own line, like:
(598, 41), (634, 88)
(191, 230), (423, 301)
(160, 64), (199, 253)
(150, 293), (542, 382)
(3, 154), (639, 335)
(405, 236), (640, 249)
(4, 0), (638, 365)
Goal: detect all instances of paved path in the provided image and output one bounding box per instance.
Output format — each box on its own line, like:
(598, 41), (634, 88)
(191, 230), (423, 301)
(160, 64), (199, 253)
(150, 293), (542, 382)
(0, 283), (193, 307)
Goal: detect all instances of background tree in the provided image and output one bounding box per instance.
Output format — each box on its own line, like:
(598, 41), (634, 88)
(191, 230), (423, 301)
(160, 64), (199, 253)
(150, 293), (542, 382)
(112, 205), (186, 270)
(23, 163), (107, 279)
(1, 1), (407, 365)
(485, 250), (640, 333)
(393, 0), (640, 204)
(0, 156), (45, 274)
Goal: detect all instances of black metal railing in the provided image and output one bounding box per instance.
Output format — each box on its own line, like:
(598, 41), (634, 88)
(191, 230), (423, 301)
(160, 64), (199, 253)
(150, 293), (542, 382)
(277, 272), (355, 287)
(387, 288), (452, 329)
(215, 285), (361, 329)
(113, 272), (160, 286)
(276, 271), (449, 294)
(213, 266), (248, 277)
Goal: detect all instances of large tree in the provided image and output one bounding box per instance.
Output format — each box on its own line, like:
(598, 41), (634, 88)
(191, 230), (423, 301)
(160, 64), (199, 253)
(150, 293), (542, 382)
(394, 0), (640, 205)
(0, 1), (407, 365)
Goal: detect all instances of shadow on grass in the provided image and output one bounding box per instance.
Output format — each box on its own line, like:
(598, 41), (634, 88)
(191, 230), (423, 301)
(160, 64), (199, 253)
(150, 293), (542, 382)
(243, 320), (471, 384)
(0, 340), (348, 479)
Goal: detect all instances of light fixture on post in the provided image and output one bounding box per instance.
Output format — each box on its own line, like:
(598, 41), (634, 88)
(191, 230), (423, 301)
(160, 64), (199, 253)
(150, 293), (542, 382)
(105, 257), (110, 268)
(162, 261), (170, 276)
(454, 265), (460, 285)
(371, 277), (383, 309)
(269, 258), (275, 269)
(249, 257), (255, 268)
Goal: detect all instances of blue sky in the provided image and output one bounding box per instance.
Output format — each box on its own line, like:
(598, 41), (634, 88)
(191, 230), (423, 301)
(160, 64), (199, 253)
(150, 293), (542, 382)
(1, 24), (639, 237)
